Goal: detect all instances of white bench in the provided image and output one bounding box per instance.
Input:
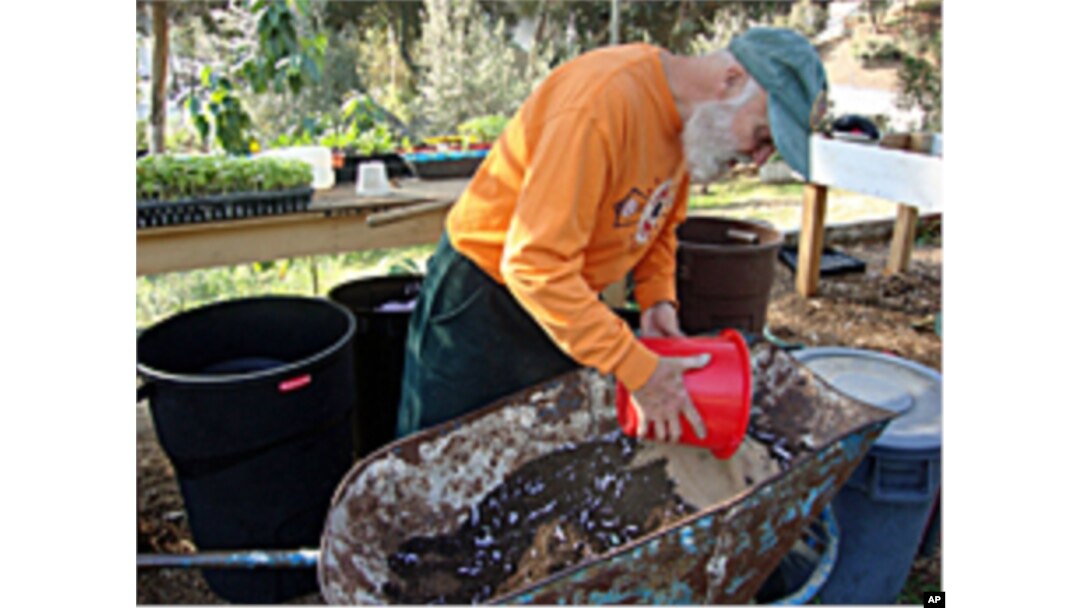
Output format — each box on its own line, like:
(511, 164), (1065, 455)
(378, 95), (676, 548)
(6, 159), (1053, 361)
(796, 134), (943, 296)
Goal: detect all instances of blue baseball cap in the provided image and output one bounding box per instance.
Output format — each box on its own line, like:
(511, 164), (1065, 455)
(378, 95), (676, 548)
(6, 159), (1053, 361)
(729, 27), (829, 178)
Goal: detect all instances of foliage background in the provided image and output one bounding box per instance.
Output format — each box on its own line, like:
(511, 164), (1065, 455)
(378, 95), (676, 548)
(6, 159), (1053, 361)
(136, 0), (943, 326)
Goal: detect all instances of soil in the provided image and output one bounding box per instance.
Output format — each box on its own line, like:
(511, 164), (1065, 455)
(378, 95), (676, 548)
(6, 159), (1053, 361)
(136, 232), (941, 604)
(381, 429), (792, 604)
(767, 235), (942, 372)
(381, 431), (692, 604)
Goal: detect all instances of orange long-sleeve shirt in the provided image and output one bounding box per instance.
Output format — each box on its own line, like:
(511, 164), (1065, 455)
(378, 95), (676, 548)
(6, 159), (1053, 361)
(447, 44), (688, 392)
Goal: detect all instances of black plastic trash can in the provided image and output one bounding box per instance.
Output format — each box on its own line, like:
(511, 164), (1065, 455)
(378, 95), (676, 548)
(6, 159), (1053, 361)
(329, 275), (423, 457)
(137, 296), (357, 603)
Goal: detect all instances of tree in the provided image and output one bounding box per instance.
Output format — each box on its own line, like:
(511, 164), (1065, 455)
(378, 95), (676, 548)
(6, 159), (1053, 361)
(690, 1), (796, 53)
(866, 0), (893, 34)
(245, 19), (365, 145)
(179, 0), (326, 155)
(896, 35), (941, 131)
(785, 0), (829, 39)
(485, 1), (811, 59)
(412, 0), (551, 136)
(319, 0), (424, 77)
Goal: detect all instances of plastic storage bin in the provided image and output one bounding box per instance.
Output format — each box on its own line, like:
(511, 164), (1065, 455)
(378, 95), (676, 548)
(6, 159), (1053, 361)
(793, 347), (942, 604)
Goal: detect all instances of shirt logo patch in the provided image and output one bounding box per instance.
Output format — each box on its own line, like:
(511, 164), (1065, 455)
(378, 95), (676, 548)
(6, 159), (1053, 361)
(613, 189), (645, 227)
(635, 180), (674, 244)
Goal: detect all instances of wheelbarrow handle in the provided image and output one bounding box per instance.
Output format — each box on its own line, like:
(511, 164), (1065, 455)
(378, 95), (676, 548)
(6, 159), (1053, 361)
(137, 549), (319, 570)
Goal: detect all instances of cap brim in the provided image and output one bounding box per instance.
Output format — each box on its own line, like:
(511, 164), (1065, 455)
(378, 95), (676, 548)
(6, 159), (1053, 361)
(767, 95), (810, 180)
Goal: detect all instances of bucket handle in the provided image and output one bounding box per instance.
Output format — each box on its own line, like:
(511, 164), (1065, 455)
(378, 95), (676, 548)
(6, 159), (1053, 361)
(868, 454), (939, 503)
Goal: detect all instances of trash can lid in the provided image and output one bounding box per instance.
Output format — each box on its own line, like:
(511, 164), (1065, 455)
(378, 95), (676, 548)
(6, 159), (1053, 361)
(792, 347), (941, 452)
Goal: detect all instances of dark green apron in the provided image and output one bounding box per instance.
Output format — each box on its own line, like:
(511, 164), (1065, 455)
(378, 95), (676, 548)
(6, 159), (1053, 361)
(396, 233), (579, 437)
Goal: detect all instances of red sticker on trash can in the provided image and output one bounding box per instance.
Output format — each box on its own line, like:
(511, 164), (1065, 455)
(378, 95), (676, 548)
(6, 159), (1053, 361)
(279, 375), (312, 392)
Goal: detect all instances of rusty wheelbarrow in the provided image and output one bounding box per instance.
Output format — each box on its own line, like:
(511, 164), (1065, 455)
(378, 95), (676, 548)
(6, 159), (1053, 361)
(318, 344), (898, 604)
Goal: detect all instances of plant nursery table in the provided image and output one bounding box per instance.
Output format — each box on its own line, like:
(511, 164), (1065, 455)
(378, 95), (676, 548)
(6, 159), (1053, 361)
(796, 134), (943, 297)
(136, 178), (470, 276)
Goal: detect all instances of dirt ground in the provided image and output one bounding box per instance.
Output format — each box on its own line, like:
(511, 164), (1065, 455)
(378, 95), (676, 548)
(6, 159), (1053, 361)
(137, 230), (942, 604)
(768, 238), (942, 372)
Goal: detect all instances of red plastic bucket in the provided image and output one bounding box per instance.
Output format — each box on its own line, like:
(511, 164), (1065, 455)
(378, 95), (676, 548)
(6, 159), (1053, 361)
(615, 330), (752, 459)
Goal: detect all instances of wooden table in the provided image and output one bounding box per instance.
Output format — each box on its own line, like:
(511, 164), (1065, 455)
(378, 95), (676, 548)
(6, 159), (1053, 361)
(796, 134), (943, 296)
(136, 179), (470, 276)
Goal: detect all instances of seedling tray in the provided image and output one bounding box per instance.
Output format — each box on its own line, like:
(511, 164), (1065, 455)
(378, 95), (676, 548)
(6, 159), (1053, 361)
(779, 246), (866, 276)
(403, 149), (488, 179)
(137, 187), (314, 229)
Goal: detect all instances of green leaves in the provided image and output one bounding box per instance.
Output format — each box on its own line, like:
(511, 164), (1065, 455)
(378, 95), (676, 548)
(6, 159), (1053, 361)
(897, 54), (942, 132)
(136, 155), (313, 202)
(270, 93), (401, 154)
(184, 0), (325, 155)
(457, 114), (508, 144)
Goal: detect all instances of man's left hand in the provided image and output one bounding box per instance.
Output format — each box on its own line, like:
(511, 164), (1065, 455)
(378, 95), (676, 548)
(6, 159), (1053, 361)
(641, 301), (684, 338)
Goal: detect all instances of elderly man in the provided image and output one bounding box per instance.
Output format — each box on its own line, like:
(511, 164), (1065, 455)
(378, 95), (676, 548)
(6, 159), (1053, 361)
(397, 27), (827, 442)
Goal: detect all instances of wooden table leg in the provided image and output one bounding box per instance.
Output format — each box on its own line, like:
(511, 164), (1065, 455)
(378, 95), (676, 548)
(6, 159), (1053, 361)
(886, 204), (920, 275)
(796, 184), (829, 297)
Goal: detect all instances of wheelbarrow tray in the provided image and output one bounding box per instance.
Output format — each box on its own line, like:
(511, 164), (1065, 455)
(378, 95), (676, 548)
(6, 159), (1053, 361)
(318, 344), (897, 604)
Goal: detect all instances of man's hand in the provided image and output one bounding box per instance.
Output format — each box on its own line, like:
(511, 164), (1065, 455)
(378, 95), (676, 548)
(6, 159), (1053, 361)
(640, 301), (684, 338)
(630, 354), (710, 443)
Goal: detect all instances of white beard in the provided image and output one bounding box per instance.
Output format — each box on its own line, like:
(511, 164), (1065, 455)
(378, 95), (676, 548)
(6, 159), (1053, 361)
(681, 80), (760, 184)
(682, 101), (743, 183)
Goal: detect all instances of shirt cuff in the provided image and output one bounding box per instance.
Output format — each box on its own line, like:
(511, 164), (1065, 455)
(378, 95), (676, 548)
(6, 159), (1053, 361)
(634, 281), (677, 313)
(612, 339), (659, 392)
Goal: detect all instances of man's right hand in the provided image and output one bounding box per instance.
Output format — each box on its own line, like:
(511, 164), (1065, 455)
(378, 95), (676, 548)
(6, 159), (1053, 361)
(630, 354), (710, 443)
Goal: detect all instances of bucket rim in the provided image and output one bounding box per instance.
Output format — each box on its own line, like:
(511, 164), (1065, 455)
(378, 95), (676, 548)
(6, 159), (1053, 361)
(792, 347), (941, 452)
(328, 274), (424, 301)
(677, 217), (784, 251)
(136, 295), (356, 386)
(721, 328), (754, 458)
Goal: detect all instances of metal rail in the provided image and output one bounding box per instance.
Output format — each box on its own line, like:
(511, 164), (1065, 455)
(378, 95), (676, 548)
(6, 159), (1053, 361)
(137, 549), (318, 570)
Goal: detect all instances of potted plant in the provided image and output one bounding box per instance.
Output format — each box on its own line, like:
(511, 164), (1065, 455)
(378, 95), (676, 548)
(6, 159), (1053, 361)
(324, 123), (413, 185)
(456, 114), (508, 150)
(399, 115), (507, 180)
(136, 155), (314, 229)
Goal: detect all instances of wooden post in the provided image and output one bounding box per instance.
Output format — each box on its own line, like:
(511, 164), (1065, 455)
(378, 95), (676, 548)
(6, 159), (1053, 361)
(150, 1), (169, 154)
(796, 184), (829, 297)
(886, 204), (920, 275)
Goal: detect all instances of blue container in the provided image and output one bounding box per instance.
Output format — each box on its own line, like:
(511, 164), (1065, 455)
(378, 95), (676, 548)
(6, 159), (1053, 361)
(754, 506), (840, 605)
(920, 494), (942, 557)
(793, 348), (942, 605)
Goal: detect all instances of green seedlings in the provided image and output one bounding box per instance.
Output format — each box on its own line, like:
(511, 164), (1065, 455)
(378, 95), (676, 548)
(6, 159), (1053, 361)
(136, 155), (313, 202)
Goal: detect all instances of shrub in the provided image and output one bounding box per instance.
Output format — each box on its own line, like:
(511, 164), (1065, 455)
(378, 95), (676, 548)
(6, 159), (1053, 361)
(852, 35), (905, 64)
(413, 0), (550, 136)
(457, 114), (509, 144)
(897, 55), (942, 132)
